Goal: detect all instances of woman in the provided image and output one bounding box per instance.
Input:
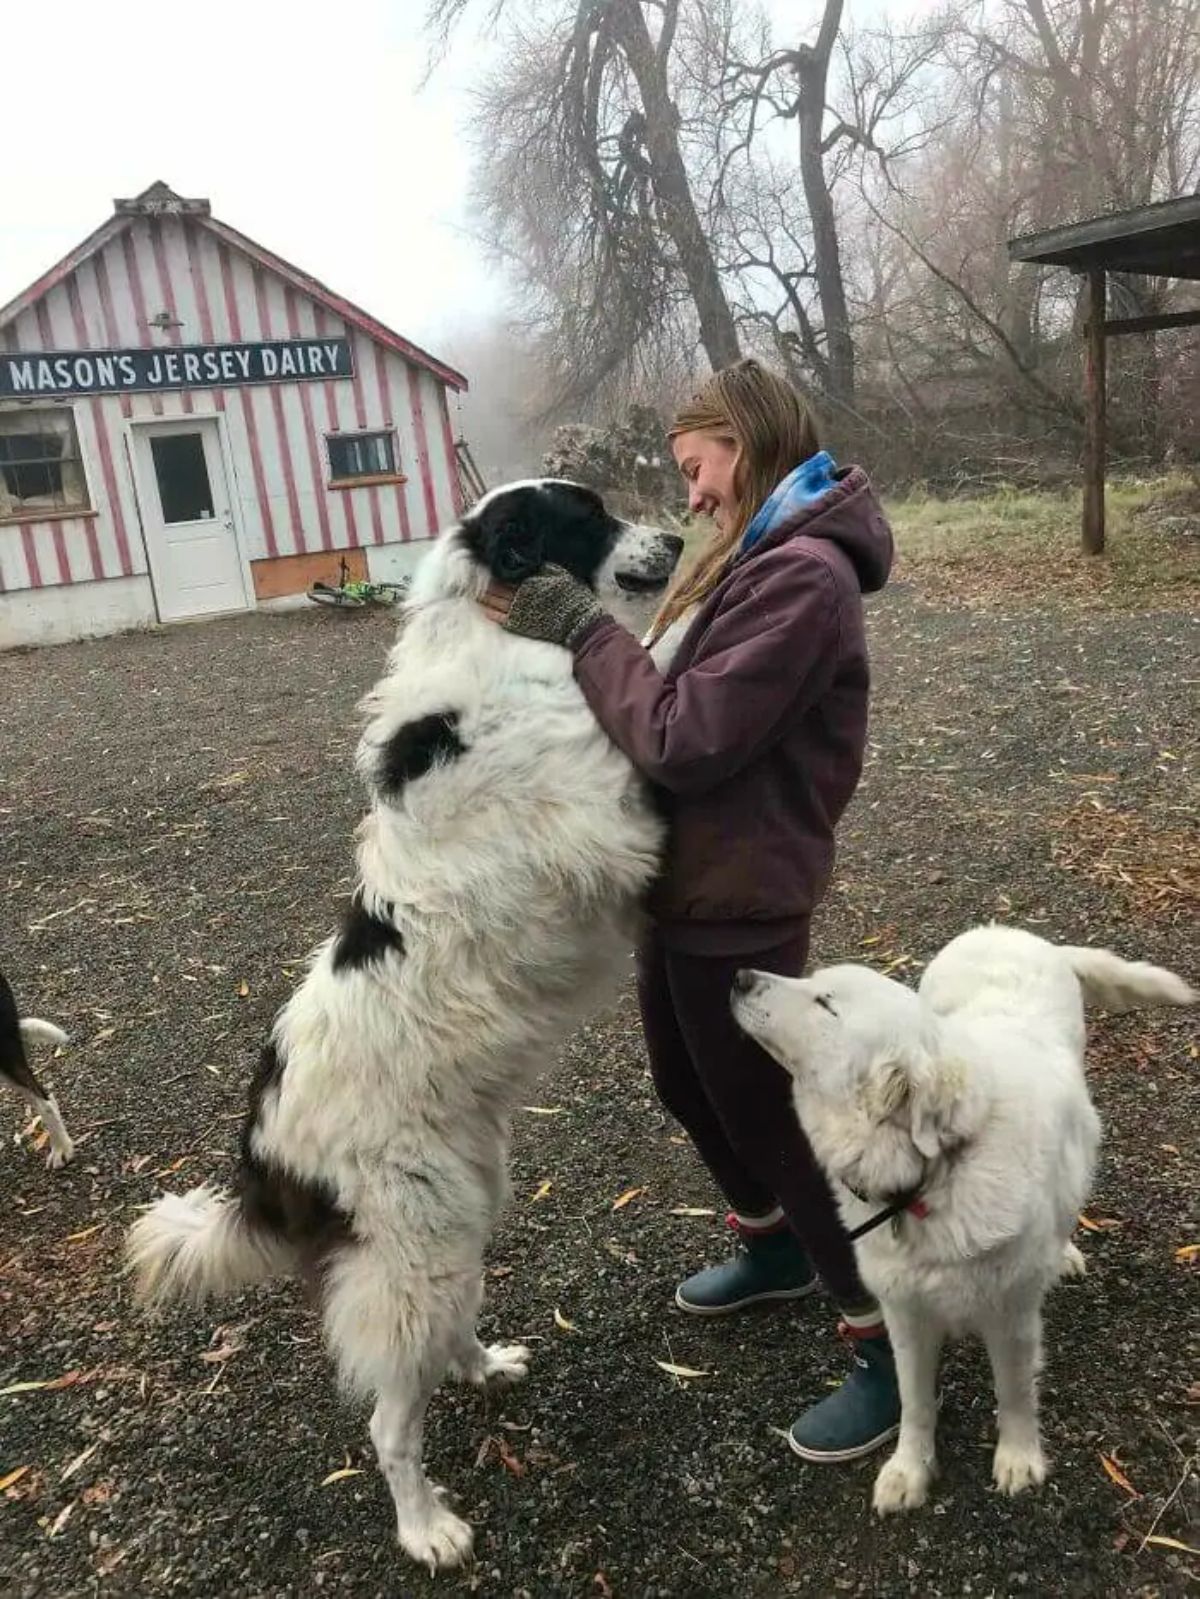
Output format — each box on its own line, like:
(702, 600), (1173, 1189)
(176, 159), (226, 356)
(482, 359), (896, 1461)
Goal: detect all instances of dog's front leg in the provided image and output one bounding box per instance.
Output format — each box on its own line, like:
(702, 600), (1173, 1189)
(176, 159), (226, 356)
(985, 1300), (1047, 1494)
(873, 1302), (942, 1515)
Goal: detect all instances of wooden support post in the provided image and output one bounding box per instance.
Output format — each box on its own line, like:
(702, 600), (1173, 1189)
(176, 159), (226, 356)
(1082, 268), (1107, 555)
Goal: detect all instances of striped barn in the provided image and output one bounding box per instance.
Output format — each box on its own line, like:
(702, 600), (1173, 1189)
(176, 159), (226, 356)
(0, 181), (469, 649)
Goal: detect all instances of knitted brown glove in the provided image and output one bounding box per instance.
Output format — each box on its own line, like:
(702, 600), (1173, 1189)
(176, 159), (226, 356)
(502, 563), (606, 650)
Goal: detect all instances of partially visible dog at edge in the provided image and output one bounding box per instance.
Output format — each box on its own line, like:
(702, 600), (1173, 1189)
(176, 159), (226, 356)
(1, 966), (73, 1169)
(125, 481), (681, 1572)
(731, 924), (1195, 1514)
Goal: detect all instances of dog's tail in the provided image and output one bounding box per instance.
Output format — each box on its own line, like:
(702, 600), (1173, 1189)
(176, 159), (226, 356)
(126, 1186), (294, 1307)
(19, 1018), (69, 1050)
(1063, 946), (1197, 1013)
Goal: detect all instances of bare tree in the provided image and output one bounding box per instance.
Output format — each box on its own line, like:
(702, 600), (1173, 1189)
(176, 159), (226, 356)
(716, 6), (948, 406)
(430, 0), (740, 407)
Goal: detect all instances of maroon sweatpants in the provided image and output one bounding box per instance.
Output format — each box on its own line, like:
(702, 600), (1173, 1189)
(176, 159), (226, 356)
(636, 924), (868, 1309)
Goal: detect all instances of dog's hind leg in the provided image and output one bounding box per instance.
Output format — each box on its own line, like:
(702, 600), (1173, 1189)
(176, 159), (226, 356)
(323, 1246), (477, 1570)
(985, 1299), (1048, 1495)
(873, 1302), (942, 1515)
(6, 1057), (74, 1170)
(27, 1091), (75, 1169)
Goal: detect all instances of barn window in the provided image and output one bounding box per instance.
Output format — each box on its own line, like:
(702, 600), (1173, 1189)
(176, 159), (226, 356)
(326, 430), (399, 484)
(0, 408), (90, 520)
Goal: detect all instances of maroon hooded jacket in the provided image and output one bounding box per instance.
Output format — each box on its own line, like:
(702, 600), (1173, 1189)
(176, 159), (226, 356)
(571, 467), (893, 955)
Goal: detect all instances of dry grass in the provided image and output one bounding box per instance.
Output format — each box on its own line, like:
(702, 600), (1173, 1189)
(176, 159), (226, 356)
(888, 475), (1200, 610)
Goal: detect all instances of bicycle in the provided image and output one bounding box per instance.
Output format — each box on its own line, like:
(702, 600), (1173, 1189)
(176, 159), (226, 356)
(307, 556), (409, 609)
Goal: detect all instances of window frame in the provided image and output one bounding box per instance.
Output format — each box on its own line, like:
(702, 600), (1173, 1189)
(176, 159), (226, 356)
(325, 428), (405, 489)
(0, 404), (94, 524)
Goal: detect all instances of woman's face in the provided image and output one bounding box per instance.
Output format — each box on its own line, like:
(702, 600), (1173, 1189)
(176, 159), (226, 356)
(671, 429), (740, 530)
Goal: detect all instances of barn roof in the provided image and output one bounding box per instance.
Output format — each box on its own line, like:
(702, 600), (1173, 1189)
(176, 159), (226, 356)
(0, 181), (468, 391)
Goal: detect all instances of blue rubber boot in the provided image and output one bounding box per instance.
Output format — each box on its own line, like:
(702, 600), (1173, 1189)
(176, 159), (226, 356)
(675, 1218), (817, 1316)
(787, 1330), (900, 1462)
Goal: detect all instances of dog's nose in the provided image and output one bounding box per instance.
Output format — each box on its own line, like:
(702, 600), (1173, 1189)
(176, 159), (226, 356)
(663, 532), (685, 556)
(732, 969), (757, 995)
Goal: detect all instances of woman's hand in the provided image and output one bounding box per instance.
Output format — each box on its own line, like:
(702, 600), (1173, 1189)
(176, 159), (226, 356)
(479, 581), (516, 624)
(477, 564), (605, 649)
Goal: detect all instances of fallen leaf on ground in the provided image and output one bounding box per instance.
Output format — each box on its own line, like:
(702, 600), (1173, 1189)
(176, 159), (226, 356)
(320, 1467), (364, 1486)
(63, 1225), (103, 1245)
(47, 1501), (75, 1538)
(655, 1360), (711, 1380)
(0, 1371), (87, 1398)
(531, 1180), (553, 1202)
(1145, 1536), (1200, 1555)
(153, 1156), (194, 1178)
(594, 1573), (613, 1598)
(237, 981), (250, 997)
(553, 1307), (578, 1333)
(199, 1342), (241, 1365)
(0, 1466), (31, 1492)
(60, 1442), (100, 1482)
(1099, 1452), (1139, 1496)
(612, 1186), (645, 1210)
(495, 1437), (525, 1476)
(1078, 1213), (1123, 1232)
(520, 1106), (566, 1116)
(669, 1206), (716, 1217)
(1174, 1243), (1200, 1263)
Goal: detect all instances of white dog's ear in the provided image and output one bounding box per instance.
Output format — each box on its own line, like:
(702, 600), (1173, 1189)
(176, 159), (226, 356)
(908, 1059), (967, 1160)
(864, 1057), (912, 1121)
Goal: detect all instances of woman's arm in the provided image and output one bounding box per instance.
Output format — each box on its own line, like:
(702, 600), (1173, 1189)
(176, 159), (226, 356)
(570, 549), (842, 794)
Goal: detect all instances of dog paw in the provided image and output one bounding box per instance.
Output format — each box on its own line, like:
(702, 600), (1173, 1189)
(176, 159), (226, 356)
(1059, 1242), (1087, 1279)
(396, 1500), (474, 1571)
(992, 1439), (1047, 1495)
(873, 1453), (933, 1515)
(46, 1140), (76, 1170)
(478, 1343), (531, 1385)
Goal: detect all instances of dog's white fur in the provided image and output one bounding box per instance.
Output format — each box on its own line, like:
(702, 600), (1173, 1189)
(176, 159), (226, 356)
(127, 501), (676, 1569)
(15, 1019), (74, 1168)
(731, 924), (1195, 1513)
(1, 977), (74, 1170)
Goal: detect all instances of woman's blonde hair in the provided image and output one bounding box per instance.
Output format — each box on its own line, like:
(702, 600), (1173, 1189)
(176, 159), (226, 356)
(648, 359), (820, 643)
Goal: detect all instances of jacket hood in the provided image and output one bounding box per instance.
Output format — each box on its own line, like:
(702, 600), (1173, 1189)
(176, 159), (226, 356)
(736, 465), (893, 594)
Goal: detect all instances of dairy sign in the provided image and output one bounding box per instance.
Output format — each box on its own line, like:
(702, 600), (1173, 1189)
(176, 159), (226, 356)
(0, 338), (354, 398)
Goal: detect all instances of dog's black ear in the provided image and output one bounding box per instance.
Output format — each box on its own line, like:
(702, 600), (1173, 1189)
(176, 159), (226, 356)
(481, 514), (545, 583)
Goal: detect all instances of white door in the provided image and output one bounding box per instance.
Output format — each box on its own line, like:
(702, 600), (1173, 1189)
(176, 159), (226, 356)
(134, 419), (249, 622)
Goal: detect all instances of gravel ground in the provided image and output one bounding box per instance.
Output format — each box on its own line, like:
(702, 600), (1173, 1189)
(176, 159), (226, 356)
(1, 582), (1197, 1598)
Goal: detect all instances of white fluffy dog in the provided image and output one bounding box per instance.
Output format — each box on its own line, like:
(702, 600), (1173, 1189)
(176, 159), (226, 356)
(126, 482), (680, 1570)
(731, 925), (1195, 1513)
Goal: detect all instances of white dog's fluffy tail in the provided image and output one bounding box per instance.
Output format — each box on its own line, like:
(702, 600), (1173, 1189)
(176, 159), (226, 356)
(19, 1018), (69, 1049)
(1063, 947), (1197, 1013)
(126, 1185), (294, 1306)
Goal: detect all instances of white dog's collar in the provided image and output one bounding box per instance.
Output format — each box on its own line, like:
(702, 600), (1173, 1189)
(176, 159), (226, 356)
(845, 1185), (929, 1241)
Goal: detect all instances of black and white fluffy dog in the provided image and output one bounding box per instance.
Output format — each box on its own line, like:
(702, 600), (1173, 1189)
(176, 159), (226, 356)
(127, 482), (681, 1571)
(1, 967), (72, 1169)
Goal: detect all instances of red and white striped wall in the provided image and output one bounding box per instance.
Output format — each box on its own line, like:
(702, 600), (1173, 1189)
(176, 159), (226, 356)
(0, 212), (464, 604)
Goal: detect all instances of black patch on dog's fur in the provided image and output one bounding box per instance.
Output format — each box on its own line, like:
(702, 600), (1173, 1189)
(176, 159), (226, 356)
(331, 895), (406, 974)
(0, 968), (51, 1099)
(237, 1040), (350, 1261)
(461, 481), (621, 587)
(378, 711), (466, 798)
